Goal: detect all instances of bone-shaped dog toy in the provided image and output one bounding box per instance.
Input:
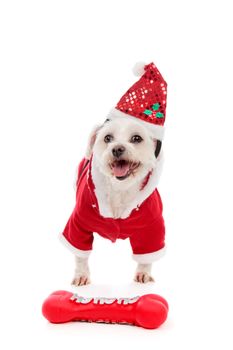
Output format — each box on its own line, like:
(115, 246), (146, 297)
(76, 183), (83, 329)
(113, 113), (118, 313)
(42, 290), (168, 329)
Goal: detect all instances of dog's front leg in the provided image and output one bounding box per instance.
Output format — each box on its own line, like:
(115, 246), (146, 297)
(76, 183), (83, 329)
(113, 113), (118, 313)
(72, 256), (90, 286)
(134, 263), (154, 283)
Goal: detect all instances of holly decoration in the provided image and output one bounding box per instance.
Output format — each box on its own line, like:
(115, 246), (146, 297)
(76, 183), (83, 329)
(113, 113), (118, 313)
(143, 103), (164, 120)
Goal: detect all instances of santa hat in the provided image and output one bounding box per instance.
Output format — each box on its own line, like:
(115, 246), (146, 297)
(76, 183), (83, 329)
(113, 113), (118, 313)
(108, 62), (167, 141)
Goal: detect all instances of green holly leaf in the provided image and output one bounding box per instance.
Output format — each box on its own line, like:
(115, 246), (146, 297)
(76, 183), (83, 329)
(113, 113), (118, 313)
(156, 112), (164, 118)
(152, 103), (160, 111)
(143, 109), (152, 115)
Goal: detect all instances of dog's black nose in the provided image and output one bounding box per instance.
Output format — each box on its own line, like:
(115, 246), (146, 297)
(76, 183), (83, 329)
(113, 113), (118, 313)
(112, 146), (125, 158)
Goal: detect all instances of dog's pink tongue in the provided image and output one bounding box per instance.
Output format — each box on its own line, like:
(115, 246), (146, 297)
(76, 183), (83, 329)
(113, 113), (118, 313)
(112, 163), (130, 177)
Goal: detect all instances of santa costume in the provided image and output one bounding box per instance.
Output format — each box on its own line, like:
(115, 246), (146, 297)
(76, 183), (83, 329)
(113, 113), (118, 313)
(60, 62), (168, 264)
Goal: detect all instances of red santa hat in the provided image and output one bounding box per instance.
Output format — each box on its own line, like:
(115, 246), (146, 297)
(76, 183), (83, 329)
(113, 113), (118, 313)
(108, 62), (167, 141)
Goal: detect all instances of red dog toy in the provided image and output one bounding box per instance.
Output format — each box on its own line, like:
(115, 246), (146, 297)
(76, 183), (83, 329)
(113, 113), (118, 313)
(42, 290), (168, 329)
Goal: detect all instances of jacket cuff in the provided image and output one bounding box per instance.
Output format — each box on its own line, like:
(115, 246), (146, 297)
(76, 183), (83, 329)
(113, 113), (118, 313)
(132, 247), (166, 264)
(59, 232), (92, 258)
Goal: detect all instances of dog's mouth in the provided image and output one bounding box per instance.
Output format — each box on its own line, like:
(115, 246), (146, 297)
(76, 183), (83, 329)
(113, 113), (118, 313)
(110, 159), (140, 180)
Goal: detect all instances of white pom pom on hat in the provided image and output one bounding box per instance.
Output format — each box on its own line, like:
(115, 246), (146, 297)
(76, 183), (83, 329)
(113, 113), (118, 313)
(132, 61), (146, 77)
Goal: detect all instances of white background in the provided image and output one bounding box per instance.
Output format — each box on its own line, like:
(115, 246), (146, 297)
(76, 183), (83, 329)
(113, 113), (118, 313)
(0, 0), (233, 349)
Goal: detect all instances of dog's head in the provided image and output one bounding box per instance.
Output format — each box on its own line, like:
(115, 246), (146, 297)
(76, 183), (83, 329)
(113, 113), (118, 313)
(87, 118), (162, 186)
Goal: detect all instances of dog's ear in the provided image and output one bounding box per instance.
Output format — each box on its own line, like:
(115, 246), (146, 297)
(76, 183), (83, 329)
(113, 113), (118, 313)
(85, 124), (103, 159)
(154, 140), (162, 159)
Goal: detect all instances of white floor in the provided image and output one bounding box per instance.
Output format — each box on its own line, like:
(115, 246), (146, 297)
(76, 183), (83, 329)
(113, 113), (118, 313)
(1, 225), (233, 350)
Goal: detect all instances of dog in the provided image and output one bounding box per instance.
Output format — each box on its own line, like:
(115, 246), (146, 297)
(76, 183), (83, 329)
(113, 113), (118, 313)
(60, 116), (165, 285)
(60, 61), (167, 285)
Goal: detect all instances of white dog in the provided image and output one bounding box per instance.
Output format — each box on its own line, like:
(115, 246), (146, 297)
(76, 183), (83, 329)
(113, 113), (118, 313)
(60, 61), (167, 286)
(60, 117), (165, 285)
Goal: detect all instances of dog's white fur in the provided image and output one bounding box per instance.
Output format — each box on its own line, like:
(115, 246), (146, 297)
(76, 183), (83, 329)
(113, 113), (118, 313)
(73, 118), (162, 286)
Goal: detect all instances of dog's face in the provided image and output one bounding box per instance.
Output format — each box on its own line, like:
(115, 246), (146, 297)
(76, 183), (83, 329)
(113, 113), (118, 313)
(92, 118), (158, 186)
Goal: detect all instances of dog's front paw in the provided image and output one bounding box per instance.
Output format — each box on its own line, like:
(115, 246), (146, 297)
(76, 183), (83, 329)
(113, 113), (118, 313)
(72, 275), (90, 286)
(134, 272), (154, 283)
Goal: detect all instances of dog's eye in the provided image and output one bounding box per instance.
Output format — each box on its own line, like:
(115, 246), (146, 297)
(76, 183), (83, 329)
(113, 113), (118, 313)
(130, 135), (143, 143)
(104, 134), (114, 143)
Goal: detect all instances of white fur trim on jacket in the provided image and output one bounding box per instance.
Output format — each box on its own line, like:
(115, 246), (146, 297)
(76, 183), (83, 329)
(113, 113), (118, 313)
(132, 247), (166, 264)
(59, 232), (92, 258)
(107, 108), (165, 141)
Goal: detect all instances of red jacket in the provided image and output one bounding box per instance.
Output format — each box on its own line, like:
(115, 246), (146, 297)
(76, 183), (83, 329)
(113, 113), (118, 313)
(60, 157), (165, 263)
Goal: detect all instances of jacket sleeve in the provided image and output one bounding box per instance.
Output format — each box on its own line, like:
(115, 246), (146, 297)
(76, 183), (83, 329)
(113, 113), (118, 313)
(59, 209), (94, 258)
(129, 215), (166, 264)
